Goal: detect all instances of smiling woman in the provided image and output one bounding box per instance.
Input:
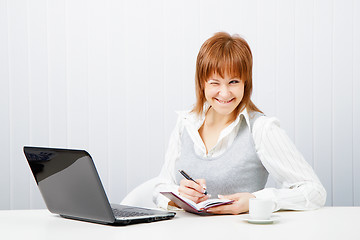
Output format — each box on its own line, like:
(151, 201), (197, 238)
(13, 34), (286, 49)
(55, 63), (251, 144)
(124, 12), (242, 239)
(193, 32), (262, 124)
(153, 32), (327, 215)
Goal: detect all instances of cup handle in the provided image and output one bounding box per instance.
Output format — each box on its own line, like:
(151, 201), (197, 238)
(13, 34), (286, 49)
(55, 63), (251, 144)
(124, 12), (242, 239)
(271, 201), (276, 212)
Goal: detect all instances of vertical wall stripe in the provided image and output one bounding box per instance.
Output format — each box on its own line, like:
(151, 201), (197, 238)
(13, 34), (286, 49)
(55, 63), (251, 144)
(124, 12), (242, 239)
(292, 0), (296, 145)
(331, 0), (334, 205)
(274, 0), (278, 119)
(276, 0), (295, 140)
(352, 0), (354, 206)
(65, 0), (70, 148)
(0, 0), (11, 210)
(87, 0), (109, 191)
(106, 0), (110, 195)
(351, 0), (359, 205)
(8, 0), (13, 210)
(353, 0), (360, 206)
(313, 0), (333, 206)
(11, 0), (31, 209)
(311, 0), (315, 171)
(26, 0), (32, 209)
(107, 0), (127, 203)
(332, 0), (353, 206)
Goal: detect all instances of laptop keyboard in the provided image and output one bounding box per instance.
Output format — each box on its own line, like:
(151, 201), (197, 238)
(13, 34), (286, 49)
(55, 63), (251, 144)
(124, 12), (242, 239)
(112, 208), (153, 218)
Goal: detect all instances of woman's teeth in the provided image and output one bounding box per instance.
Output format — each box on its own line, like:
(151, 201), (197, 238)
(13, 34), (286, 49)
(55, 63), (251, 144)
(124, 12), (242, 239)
(216, 98), (233, 104)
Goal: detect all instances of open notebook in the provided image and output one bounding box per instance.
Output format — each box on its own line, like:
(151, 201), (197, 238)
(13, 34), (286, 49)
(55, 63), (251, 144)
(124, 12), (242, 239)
(161, 192), (233, 214)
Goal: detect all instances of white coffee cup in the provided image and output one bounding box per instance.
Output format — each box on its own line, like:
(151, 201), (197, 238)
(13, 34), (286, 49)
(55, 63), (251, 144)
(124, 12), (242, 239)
(249, 198), (274, 220)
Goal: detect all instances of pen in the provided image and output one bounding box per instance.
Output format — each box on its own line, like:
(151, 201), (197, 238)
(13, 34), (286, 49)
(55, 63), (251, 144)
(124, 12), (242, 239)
(178, 170), (208, 195)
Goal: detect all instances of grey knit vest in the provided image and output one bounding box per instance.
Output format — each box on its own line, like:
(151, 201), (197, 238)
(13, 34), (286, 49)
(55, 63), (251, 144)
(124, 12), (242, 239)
(175, 111), (268, 196)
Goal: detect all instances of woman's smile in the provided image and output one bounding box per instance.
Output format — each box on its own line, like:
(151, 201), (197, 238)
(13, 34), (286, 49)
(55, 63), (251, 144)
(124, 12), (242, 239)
(215, 98), (235, 104)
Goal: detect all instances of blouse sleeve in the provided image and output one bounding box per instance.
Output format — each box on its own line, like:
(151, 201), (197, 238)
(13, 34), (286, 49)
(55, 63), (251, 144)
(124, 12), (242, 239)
(251, 116), (327, 211)
(152, 113), (183, 210)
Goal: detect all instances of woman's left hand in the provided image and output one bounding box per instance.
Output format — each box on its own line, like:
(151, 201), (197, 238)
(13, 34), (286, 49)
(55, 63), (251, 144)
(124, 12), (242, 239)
(205, 192), (256, 215)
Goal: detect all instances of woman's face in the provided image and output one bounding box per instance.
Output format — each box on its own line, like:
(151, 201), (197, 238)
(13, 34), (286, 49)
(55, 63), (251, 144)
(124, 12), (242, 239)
(204, 72), (244, 117)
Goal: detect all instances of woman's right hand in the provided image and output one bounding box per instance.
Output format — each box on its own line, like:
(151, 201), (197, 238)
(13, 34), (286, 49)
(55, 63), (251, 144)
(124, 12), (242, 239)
(178, 179), (209, 203)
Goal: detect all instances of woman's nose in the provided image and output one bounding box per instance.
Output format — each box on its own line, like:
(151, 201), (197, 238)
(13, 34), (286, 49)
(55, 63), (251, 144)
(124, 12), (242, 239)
(218, 85), (231, 98)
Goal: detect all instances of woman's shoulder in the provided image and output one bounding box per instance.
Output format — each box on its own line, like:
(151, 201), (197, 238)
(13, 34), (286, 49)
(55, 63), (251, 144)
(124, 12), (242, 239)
(251, 115), (283, 147)
(175, 109), (202, 124)
(252, 114), (281, 132)
(172, 109), (195, 133)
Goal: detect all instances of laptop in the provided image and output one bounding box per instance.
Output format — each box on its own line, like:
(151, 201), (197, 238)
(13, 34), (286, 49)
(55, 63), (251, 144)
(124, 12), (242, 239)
(23, 146), (176, 225)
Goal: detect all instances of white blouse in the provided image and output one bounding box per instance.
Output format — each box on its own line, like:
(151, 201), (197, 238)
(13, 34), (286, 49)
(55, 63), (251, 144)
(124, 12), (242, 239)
(153, 107), (327, 211)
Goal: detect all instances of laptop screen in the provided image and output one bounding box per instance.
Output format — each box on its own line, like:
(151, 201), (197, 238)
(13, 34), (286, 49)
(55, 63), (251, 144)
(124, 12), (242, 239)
(24, 147), (115, 223)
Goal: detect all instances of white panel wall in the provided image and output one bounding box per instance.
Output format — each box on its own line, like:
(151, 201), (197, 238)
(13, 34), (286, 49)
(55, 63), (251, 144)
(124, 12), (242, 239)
(0, 0), (359, 209)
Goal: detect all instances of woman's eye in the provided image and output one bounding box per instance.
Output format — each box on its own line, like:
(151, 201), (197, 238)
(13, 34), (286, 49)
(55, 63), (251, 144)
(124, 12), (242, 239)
(229, 80), (239, 84)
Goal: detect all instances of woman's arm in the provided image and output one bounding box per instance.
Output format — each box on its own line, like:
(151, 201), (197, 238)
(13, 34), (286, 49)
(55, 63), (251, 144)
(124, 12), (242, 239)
(251, 116), (327, 211)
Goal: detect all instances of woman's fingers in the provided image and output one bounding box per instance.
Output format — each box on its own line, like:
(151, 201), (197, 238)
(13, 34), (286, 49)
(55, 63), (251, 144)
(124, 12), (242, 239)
(179, 179), (206, 195)
(179, 192), (204, 203)
(179, 184), (204, 198)
(197, 194), (210, 203)
(179, 179), (208, 203)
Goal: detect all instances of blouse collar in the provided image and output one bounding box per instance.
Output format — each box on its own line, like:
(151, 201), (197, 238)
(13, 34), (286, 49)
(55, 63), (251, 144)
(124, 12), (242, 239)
(180, 103), (252, 132)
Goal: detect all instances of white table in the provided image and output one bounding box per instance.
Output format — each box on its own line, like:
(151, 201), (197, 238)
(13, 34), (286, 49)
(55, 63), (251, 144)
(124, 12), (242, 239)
(1, 207), (359, 240)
